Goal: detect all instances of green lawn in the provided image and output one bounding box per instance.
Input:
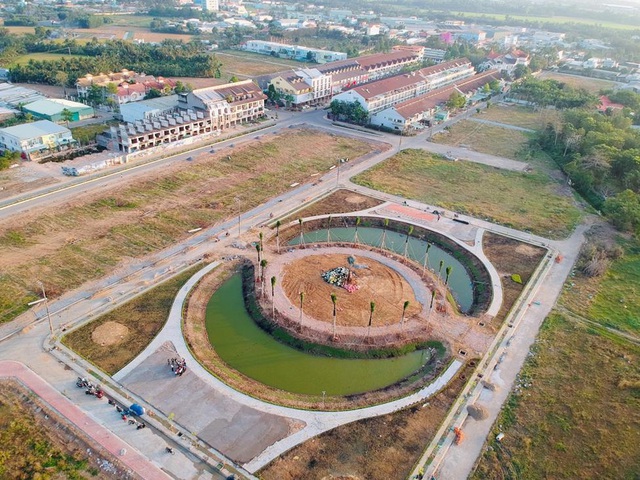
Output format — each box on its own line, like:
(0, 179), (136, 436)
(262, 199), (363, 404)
(353, 149), (581, 238)
(11, 53), (88, 66)
(479, 106), (561, 131)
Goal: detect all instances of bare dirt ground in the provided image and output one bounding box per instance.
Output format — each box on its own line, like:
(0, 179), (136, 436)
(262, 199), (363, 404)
(0, 380), (133, 479)
(280, 253), (422, 327)
(91, 321), (130, 346)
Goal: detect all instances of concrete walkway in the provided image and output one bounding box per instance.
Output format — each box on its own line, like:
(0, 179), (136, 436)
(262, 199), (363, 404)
(0, 361), (171, 480)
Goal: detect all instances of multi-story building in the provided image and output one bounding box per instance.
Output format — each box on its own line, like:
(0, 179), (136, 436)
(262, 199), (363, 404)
(370, 71), (501, 131)
(76, 70), (176, 105)
(204, 0), (219, 12)
(332, 58), (474, 114)
(241, 40), (347, 63)
(269, 68), (333, 106)
(109, 80), (266, 153)
(0, 120), (76, 159)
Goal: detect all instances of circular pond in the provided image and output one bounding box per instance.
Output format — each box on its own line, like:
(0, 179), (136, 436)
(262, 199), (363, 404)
(205, 273), (431, 396)
(289, 226), (475, 312)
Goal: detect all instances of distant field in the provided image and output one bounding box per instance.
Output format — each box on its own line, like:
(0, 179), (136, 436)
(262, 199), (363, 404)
(98, 15), (155, 27)
(353, 149), (581, 238)
(480, 105), (561, 131)
(11, 53), (87, 66)
(433, 119), (530, 160)
(216, 50), (306, 78)
(2, 26), (36, 35)
(538, 71), (619, 93)
(446, 11), (640, 30)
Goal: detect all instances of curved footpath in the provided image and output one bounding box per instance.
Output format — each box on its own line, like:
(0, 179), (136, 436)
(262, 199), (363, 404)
(0, 360), (171, 480)
(113, 260), (463, 473)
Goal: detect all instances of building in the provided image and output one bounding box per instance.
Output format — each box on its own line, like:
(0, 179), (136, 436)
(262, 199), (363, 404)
(0, 83), (46, 108)
(76, 70), (176, 105)
(241, 40), (347, 63)
(370, 71), (501, 131)
(22, 99), (94, 123)
(332, 58), (475, 114)
(203, 0), (219, 11)
(0, 120), (76, 159)
(109, 80), (266, 153)
(269, 68), (332, 106)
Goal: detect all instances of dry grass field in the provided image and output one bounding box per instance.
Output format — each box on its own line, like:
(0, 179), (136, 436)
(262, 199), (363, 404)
(480, 105), (562, 130)
(0, 130), (374, 323)
(353, 150), (581, 238)
(538, 71), (619, 93)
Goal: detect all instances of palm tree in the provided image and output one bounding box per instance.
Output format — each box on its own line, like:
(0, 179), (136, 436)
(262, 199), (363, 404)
(354, 216), (361, 244)
(368, 301), (375, 337)
(380, 218), (389, 249)
(404, 225), (414, 258)
(275, 220), (281, 253)
(260, 259), (268, 297)
(259, 232), (263, 252)
(299, 291), (305, 331)
(271, 276), (277, 317)
(438, 259), (444, 279)
(255, 243), (261, 264)
(326, 215), (332, 244)
(444, 266), (452, 286)
(428, 290), (436, 320)
(422, 243), (432, 276)
(401, 300), (410, 330)
(331, 293), (337, 339)
(60, 108), (74, 127)
(298, 218), (304, 245)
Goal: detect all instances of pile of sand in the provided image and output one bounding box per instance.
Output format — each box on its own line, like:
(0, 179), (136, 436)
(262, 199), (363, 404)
(467, 403), (489, 420)
(91, 321), (130, 347)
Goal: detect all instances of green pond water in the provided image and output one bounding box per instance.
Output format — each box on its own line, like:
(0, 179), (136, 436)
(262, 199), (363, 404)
(290, 226), (475, 312)
(205, 273), (427, 396)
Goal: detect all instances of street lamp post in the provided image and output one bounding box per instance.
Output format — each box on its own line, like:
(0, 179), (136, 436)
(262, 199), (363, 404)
(322, 390), (326, 409)
(28, 282), (53, 336)
(336, 159), (340, 187)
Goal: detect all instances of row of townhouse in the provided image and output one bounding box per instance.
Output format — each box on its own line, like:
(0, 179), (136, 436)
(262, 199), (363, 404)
(332, 58), (475, 114)
(370, 70), (502, 131)
(262, 50), (425, 107)
(76, 70), (177, 105)
(107, 80), (266, 153)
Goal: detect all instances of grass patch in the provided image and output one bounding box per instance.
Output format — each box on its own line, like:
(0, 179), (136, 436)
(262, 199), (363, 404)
(259, 360), (476, 480)
(471, 313), (640, 480)
(62, 265), (201, 375)
(538, 71), (619, 94)
(480, 105), (561, 131)
(0, 130), (373, 324)
(10, 53), (88, 66)
(433, 119), (530, 160)
(353, 149), (581, 238)
(216, 50), (305, 78)
(70, 123), (111, 145)
(563, 237), (640, 336)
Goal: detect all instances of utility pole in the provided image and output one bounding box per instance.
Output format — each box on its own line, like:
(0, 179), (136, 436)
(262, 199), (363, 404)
(336, 159), (340, 187)
(29, 281), (53, 336)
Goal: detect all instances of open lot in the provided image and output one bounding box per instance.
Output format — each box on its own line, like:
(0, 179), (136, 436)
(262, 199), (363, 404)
(471, 313), (640, 480)
(216, 50), (305, 77)
(445, 11), (639, 30)
(10, 52), (88, 66)
(432, 119), (530, 160)
(480, 105), (561, 131)
(538, 71), (620, 93)
(62, 265), (200, 375)
(0, 129), (374, 323)
(353, 149), (581, 238)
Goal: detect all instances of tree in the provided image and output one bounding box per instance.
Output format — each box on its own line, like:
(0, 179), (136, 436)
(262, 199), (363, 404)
(444, 266), (453, 286)
(403, 225), (414, 257)
(423, 242), (431, 276)
(438, 260), (444, 279)
(275, 220), (281, 253)
(298, 218), (304, 245)
(255, 243), (261, 264)
(604, 189), (640, 234)
(299, 291), (305, 330)
(354, 216), (361, 244)
(60, 108), (73, 127)
(229, 75), (239, 83)
(446, 91), (466, 110)
(368, 301), (375, 337)
(331, 293), (337, 339)
(380, 218), (389, 249)
(54, 71), (68, 97)
(513, 64), (531, 80)
(260, 259), (268, 298)
(270, 276), (277, 317)
(401, 300), (409, 330)
(146, 88), (163, 99)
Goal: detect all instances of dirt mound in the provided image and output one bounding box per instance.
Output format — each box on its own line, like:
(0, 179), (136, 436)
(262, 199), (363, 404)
(344, 194), (368, 205)
(467, 403), (489, 420)
(281, 253), (421, 327)
(91, 321), (130, 346)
